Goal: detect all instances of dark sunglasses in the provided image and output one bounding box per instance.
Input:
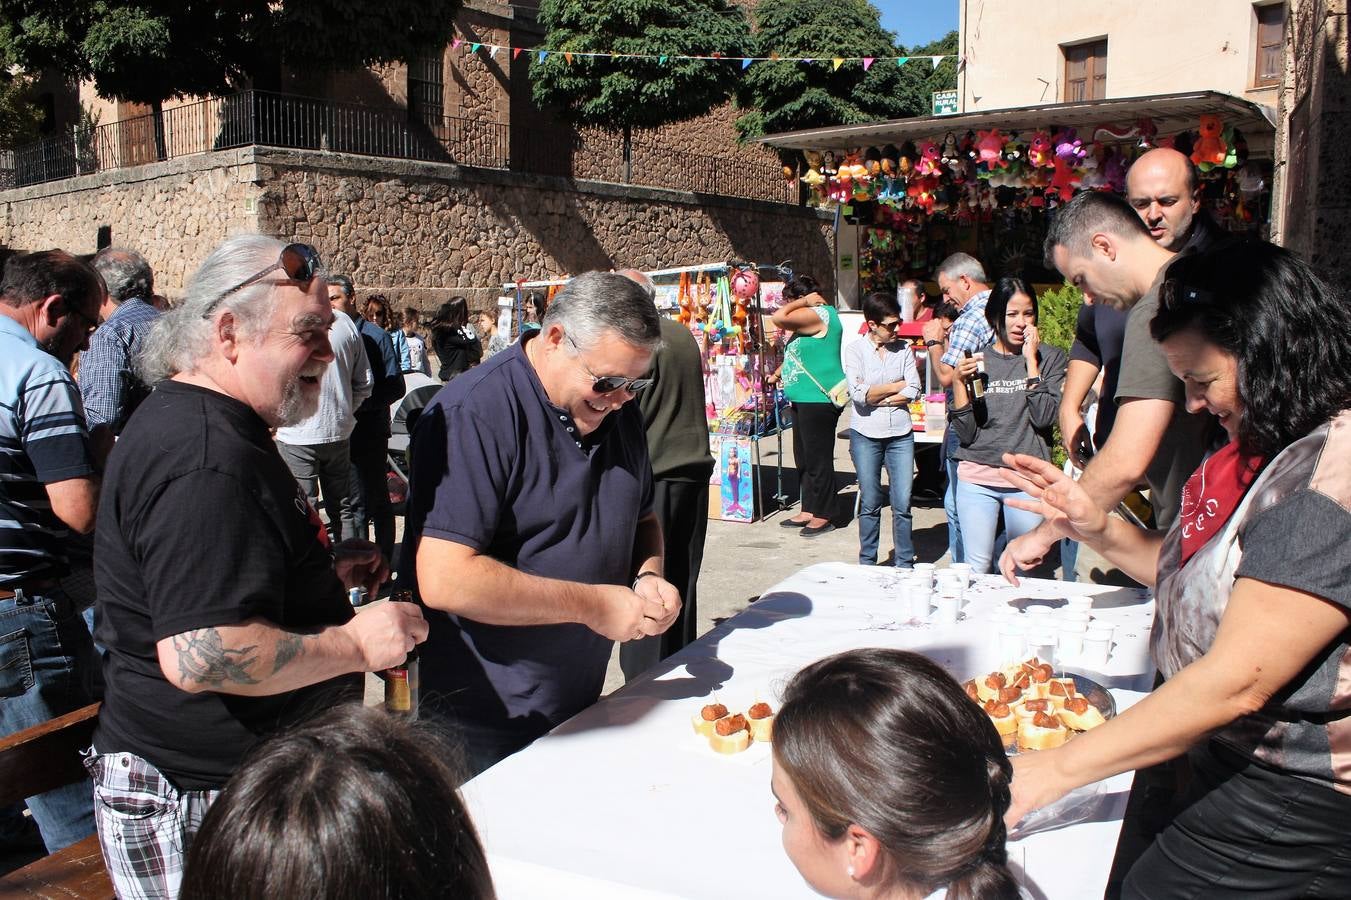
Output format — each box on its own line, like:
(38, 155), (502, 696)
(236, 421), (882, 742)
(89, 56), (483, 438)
(565, 333), (654, 394)
(872, 318), (901, 331)
(201, 243), (322, 319)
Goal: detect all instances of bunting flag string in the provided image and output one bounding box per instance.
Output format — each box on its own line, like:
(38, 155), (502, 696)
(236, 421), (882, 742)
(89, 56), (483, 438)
(448, 38), (956, 70)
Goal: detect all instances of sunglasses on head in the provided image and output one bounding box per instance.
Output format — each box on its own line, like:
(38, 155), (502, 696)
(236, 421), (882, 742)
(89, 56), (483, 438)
(201, 243), (322, 319)
(564, 333), (654, 394)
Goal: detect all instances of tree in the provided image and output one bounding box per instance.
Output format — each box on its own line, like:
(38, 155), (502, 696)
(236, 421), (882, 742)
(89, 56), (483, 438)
(0, 1), (462, 154)
(531, 0), (751, 177)
(892, 31), (959, 119)
(735, 0), (915, 142)
(0, 49), (41, 149)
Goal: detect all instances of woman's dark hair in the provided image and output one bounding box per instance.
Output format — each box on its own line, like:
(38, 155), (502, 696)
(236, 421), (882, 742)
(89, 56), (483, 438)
(363, 293), (391, 329)
(775, 649), (1018, 900)
(526, 290), (548, 320)
(1151, 240), (1351, 457)
(783, 273), (826, 303)
(181, 706), (495, 900)
(433, 296), (470, 330)
(861, 291), (901, 324)
(984, 276), (1038, 350)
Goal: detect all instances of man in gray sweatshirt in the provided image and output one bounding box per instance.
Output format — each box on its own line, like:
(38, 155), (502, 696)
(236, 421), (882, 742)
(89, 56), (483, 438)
(276, 309), (374, 541)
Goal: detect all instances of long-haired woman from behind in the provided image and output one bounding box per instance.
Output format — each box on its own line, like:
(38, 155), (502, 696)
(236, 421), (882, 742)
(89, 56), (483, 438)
(773, 649), (1021, 900)
(431, 296), (482, 382)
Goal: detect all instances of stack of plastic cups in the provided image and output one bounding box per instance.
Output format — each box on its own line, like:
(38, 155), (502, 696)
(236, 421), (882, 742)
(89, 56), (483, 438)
(906, 576), (933, 621)
(1064, 596), (1094, 617)
(912, 563), (936, 588)
(995, 611), (1028, 665)
(1027, 626), (1059, 668)
(1057, 612), (1091, 661)
(950, 562), (973, 589)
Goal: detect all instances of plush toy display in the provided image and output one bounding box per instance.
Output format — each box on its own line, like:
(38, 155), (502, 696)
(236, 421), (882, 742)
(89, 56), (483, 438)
(975, 129), (1007, 169)
(940, 132), (961, 164)
(916, 141), (942, 176)
(1191, 115), (1227, 168)
(1053, 128), (1086, 163)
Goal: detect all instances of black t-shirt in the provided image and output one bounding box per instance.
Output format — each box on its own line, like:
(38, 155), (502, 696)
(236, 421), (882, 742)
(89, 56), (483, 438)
(93, 381), (359, 790)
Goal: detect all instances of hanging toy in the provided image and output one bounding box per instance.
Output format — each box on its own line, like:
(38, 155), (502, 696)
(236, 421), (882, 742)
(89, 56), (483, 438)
(1220, 126), (1239, 169)
(730, 267), (760, 300)
(677, 271), (693, 326)
(1190, 115), (1227, 169)
(975, 128), (1007, 169)
(940, 132), (961, 165)
(1028, 131), (1054, 168)
(916, 141), (941, 176)
(1053, 128), (1086, 163)
(801, 150), (826, 207)
(1049, 154), (1080, 202)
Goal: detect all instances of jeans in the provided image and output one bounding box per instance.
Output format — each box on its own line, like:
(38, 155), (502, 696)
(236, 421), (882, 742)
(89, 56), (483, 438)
(848, 431), (915, 566)
(349, 420), (395, 565)
(278, 438), (360, 542)
(942, 428), (964, 563)
(954, 479), (1044, 575)
(1061, 538), (1081, 582)
(0, 586), (100, 852)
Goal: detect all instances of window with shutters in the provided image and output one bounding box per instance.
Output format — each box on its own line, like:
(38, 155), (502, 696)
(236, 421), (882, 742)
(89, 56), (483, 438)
(408, 53), (445, 125)
(1062, 39), (1108, 102)
(1253, 3), (1286, 88)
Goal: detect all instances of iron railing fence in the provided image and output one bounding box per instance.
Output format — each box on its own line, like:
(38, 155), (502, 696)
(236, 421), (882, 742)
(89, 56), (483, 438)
(3, 91), (794, 204)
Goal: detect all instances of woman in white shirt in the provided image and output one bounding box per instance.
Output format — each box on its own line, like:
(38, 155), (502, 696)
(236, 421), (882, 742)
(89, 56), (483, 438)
(844, 292), (922, 566)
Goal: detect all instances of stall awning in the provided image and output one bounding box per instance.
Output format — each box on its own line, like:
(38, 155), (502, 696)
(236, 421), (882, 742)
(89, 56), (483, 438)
(757, 90), (1275, 153)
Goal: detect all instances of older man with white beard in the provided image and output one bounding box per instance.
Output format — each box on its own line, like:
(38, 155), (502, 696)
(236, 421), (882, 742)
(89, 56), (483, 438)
(87, 235), (428, 900)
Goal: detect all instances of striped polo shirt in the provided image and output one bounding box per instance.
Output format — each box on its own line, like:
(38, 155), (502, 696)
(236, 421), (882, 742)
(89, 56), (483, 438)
(0, 314), (96, 585)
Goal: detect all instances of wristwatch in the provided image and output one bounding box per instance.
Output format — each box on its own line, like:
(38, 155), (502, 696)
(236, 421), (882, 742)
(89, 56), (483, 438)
(1025, 376), (1042, 388)
(924, 339), (944, 348)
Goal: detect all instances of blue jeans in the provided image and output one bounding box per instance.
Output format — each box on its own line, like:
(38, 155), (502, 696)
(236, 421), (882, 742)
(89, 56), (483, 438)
(954, 480), (1045, 575)
(849, 431), (915, 566)
(0, 585), (100, 851)
(1061, 538), (1081, 582)
(942, 428), (964, 563)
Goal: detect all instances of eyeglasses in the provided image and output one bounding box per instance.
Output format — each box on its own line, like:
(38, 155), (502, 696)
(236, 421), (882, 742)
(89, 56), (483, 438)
(201, 243), (322, 319)
(564, 333), (653, 394)
(872, 319), (901, 331)
(67, 305), (100, 334)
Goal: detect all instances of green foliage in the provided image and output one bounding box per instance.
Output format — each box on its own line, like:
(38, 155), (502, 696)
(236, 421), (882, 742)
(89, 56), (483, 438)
(1035, 281), (1083, 354)
(532, 0), (750, 131)
(0, 1), (461, 107)
(0, 55), (41, 148)
(734, 2), (955, 141)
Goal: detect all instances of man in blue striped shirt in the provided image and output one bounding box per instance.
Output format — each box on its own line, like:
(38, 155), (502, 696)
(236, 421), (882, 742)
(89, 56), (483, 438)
(0, 250), (104, 853)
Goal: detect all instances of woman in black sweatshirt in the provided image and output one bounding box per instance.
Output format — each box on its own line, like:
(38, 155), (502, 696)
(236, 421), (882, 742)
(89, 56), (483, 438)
(948, 277), (1067, 574)
(430, 296), (482, 382)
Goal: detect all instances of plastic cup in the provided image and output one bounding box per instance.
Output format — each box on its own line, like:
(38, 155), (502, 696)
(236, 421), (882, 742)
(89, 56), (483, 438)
(912, 563), (935, 587)
(1027, 629), (1058, 665)
(1061, 612), (1092, 630)
(949, 562), (973, 587)
(908, 588), (933, 620)
(1082, 623), (1114, 667)
(934, 594), (961, 625)
(1057, 626), (1085, 658)
(1065, 596), (1093, 615)
(997, 618), (1028, 663)
(935, 574), (966, 599)
(1025, 605), (1054, 623)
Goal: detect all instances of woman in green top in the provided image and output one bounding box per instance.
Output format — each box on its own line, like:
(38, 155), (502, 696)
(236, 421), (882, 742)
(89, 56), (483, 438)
(773, 275), (847, 537)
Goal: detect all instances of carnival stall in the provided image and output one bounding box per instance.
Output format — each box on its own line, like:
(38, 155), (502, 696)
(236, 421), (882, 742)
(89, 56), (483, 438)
(760, 90), (1277, 304)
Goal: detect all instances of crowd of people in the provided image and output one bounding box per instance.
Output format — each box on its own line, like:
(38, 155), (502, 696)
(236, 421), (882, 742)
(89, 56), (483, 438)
(1, 143), (1349, 899)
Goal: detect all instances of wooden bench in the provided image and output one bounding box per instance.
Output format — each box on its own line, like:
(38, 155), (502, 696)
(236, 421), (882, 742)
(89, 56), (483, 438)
(0, 703), (113, 898)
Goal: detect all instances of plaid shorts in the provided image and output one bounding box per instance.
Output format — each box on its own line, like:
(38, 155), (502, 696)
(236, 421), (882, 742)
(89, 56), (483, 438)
(84, 748), (220, 900)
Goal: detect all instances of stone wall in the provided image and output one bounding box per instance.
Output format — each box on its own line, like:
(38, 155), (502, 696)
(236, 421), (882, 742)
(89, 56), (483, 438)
(1277, 0), (1350, 291)
(0, 146), (834, 312)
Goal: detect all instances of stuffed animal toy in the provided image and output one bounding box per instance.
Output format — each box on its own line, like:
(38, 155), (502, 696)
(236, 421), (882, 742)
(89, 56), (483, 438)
(821, 150), (838, 177)
(940, 132), (961, 165)
(976, 129), (1007, 168)
(1137, 117), (1158, 148)
(1028, 131), (1054, 168)
(1191, 115), (1226, 168)
(916, 141), (942, 176)
(801, 167), (826, 206)
(1049, 154), (1080, 202)
(1103, 148), (1128, 193)
(963, 130), (978, 160)
(1219, 127), (1239, 169)
(1078, 142), (1106, 189)
(897, 142), (918, 178)
(1053, 128), (1086, 163)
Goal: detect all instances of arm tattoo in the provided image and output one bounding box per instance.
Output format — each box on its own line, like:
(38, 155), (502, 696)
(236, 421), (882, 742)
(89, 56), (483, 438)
(172, 628), (260, 687)
(271, 633), (306, 675)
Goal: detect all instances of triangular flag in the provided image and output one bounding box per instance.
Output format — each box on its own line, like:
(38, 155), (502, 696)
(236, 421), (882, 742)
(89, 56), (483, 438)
(769, 51), (781, 60)
(802, 58), (815, 64)
(659, 55), (668, 64)
(741, 58), (752, 69)
(452, 38), (463, 50)
(513, 47), (521, 60)
(897, 56), (909, 66)
(832, 58), (844, 71)
(470, 43), (481, 53)
(489, 45), (500, 58)
(862, 57), (875, 71)
(538, 50), (548, 62)
(932, 56), (941, 69)
(564, 51), (573, 64)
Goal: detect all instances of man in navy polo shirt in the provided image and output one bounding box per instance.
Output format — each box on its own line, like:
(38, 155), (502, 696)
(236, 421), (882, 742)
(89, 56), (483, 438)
(404, 271), (681, 774)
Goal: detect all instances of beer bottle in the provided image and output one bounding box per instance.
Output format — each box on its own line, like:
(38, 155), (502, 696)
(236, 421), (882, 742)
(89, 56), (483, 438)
(963, 349), (986, 400)
(384, 590), (419, 717)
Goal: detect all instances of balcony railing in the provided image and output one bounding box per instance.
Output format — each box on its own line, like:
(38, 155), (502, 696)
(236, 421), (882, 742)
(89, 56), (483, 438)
(5, 91), (795, 204)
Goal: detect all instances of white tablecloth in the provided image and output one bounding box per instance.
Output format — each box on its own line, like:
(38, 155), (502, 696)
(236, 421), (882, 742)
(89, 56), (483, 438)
(463, 563), (1156, 900)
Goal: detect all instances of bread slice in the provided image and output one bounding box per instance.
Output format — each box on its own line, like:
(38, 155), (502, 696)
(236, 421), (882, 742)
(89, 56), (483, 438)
(691, 703), (729, 737)
(709, 714), (752, 754)
(746, 703), (775, 743)
(1058, 697), (1107, 731)
(984, 700), (1017, 749)
(1017, 712), (1070, 751)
